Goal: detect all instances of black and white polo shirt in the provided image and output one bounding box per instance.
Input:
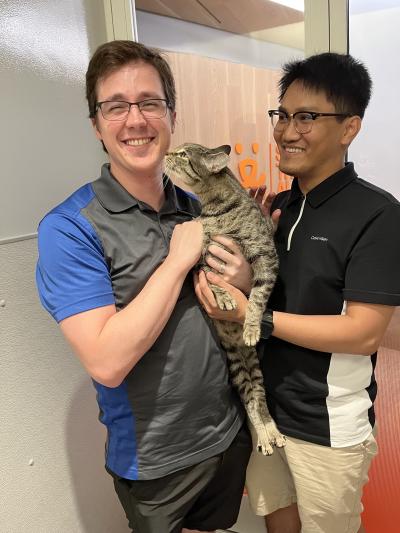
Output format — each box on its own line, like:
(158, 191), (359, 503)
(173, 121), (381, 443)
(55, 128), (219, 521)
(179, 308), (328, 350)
(261, 163), (400, 447)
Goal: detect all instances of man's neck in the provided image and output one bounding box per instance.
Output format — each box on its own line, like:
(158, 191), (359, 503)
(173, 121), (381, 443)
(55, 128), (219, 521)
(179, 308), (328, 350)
(297, 162), (345, 195)
(111, 167), (166, 211)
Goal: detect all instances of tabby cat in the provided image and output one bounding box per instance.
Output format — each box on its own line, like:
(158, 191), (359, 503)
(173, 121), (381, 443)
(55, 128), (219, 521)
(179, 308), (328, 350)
(166, 143), (285, 454)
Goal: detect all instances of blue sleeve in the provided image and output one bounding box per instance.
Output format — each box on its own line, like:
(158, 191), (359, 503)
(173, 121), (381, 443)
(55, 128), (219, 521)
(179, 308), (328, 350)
(36, 212), (115, 322)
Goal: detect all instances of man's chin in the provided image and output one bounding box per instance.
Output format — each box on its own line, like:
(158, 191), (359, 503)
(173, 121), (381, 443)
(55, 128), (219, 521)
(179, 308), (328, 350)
(279, 165), (296, 178)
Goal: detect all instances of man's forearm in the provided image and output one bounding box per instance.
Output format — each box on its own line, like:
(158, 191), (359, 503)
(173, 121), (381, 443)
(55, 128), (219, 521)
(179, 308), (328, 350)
(272, 302), (394, 355)
(62, 257), (191, 387)
(97, 256), (193, 385)
(61, 219), (204, 387)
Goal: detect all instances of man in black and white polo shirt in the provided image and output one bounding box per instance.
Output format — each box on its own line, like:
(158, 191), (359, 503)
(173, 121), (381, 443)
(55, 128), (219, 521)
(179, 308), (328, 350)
(195, 53), (400, 533)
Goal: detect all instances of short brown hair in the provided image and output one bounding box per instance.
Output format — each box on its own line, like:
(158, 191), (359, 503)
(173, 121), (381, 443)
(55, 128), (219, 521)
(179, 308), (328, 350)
(86, 40), (176, 118)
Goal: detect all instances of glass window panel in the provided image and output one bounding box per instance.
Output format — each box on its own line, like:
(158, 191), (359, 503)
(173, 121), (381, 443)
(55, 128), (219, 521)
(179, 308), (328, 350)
(136, 0), (305, 193)
(349, 0), (400, 199)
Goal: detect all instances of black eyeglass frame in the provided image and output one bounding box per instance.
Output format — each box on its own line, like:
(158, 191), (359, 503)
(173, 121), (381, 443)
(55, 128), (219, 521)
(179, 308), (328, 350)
(96, 98), (171, 121)
(268, 109), (352, 134)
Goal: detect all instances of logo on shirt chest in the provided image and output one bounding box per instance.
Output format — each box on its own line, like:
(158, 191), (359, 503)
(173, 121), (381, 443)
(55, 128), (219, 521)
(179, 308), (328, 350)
(311, 235), (328, 242)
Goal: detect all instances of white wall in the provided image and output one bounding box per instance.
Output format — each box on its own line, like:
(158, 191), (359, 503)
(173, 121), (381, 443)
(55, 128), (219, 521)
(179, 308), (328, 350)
(0, 239), (129, 533)
(349, 7), (400, 199)
(0, 0), (106, 241)
(0, 1), (129, 531)
(136, 10), (303, 71)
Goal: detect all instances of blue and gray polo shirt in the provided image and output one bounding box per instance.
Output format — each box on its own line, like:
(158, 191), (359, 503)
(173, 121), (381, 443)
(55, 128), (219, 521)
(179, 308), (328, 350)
(36, 164), (243, 480)
(261, 163), (400, 448)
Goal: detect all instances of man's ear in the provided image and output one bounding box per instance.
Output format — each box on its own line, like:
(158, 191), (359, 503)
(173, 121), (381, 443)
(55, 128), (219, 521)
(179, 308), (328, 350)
(341, 115), (362, 147)
(91, 117), (102, 141)
(171, 111), (177, 134)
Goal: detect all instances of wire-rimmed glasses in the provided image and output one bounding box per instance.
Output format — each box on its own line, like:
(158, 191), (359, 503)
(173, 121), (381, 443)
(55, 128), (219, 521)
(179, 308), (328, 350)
(96, 98), (170, 121)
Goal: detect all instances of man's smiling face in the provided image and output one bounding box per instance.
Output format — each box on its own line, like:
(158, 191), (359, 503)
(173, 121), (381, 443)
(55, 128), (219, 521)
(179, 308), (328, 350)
(93, 60), (175, 183)
(275, 80), (350, 189)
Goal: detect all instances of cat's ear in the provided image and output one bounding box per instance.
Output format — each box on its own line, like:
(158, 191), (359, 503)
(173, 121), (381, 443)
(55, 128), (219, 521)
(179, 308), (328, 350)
(204, 145), (231, 173)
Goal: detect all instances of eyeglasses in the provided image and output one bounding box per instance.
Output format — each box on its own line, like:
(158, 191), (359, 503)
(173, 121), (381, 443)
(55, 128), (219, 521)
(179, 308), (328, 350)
(268, 110), (352, 134)
(96, 98), (170, 121)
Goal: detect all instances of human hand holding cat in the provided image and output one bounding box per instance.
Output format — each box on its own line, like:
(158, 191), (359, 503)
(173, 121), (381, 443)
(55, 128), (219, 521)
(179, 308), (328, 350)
(194, 269), (248, 324)
(169, 220), (203, 272)
(206, 235), (253, 294)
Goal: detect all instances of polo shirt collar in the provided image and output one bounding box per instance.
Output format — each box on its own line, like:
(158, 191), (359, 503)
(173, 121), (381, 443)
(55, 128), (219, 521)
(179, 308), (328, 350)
(93, 163), (183, 214)
(287, 162), (357, 208)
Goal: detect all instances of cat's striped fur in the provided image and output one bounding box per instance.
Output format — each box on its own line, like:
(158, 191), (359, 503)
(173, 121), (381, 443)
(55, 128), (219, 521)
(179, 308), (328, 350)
(166, 143), (285, 454)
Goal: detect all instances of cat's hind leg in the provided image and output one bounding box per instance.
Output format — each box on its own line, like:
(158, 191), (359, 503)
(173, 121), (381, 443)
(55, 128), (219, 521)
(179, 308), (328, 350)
(244, 345), (286, 453)
(243, 253), (278, 346)
(216, 322), (285, 454)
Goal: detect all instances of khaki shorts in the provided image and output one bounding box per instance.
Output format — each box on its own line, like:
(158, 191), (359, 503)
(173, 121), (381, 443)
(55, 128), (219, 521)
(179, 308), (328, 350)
(246, 425), (377, 533)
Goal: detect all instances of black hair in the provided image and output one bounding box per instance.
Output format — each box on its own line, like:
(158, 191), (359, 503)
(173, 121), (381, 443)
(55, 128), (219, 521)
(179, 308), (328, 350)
(279, 52), (372, 118)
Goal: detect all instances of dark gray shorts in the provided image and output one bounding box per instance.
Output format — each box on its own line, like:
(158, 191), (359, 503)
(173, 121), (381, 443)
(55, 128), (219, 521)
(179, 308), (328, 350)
(109, 423), (251, 533)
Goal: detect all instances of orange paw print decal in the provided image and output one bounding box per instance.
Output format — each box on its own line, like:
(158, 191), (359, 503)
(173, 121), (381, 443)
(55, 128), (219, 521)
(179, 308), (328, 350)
(235, 142), (266, 189)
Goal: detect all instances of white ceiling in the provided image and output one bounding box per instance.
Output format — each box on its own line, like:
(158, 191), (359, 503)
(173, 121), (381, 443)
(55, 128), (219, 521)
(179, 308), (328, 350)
(350, 0), (400, 14)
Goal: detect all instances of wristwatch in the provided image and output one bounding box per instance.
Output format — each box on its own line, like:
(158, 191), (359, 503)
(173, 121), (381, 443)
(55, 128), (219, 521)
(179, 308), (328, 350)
(260, 309), (274, 339)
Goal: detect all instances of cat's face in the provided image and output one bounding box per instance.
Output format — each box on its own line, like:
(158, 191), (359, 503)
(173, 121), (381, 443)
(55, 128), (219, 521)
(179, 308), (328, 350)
(166, 143), (231, 189)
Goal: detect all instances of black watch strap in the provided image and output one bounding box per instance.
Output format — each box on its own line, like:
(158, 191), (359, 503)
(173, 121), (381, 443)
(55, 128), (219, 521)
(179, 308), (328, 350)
(260, 309), (274, 339)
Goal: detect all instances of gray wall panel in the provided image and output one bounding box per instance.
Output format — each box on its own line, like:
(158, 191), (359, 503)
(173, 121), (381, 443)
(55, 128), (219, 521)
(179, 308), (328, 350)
(0, 0), (107, 241)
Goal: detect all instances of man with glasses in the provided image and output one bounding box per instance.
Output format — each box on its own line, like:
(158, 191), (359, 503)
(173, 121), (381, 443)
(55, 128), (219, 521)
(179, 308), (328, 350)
(195, 53), (400, 533)
(36, 40), (251, 533)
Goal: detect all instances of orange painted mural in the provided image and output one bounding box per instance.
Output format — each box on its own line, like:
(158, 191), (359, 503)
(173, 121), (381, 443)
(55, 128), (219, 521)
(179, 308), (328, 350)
(234, 142), (292, 193)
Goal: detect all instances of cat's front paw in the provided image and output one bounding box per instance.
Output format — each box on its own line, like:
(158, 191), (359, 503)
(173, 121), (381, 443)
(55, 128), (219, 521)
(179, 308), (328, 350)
(243, 324), (260, 346)
(215, 292), (237, 311)
(212, 286), (237, 311)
